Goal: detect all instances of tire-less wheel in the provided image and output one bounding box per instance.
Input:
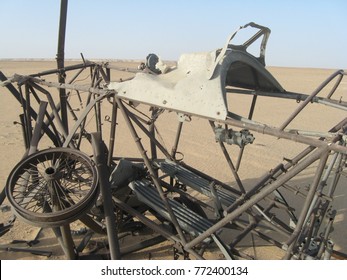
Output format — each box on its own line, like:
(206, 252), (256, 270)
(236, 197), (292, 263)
(6, 148), (98, 227)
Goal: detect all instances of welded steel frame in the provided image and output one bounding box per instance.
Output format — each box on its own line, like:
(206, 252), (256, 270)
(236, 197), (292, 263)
(1, 13), (346, 259)
(1, 64), (346, 259)
(31, 68), (347, 258)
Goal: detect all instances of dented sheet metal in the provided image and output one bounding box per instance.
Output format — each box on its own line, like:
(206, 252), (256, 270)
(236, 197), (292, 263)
(108, 51), (228, 120)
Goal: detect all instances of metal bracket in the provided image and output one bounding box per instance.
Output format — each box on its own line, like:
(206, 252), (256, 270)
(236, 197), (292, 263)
(215, 127), (254, 148)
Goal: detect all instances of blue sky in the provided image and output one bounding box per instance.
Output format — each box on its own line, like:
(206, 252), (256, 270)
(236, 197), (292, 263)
(0, 0), (346, 68)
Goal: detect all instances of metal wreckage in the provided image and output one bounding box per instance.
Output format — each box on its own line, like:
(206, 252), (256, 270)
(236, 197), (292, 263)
(0, 1), (346, 260)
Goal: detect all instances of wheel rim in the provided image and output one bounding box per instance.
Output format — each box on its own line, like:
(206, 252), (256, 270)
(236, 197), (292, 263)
(6, 148), (98, 227)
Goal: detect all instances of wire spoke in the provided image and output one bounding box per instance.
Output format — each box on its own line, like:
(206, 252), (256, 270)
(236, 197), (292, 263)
(6, 148), (97, 225)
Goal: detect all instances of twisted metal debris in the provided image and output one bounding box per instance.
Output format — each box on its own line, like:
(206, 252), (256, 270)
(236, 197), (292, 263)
(0, 2), (346, 260)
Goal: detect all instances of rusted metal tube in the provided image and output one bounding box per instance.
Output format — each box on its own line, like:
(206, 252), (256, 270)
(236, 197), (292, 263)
(91, 132), (121, 260)
(56, 0), (69, 132)
(236, 93), (258, 171)
(279, 70), (345, 130)
(171, 121), (183, 159)
(107, 96), (118, 167)
(28, 101), (47, 154)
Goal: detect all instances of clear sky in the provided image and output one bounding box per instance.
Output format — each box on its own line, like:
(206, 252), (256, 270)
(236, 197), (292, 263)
(0, 0), (346, 69)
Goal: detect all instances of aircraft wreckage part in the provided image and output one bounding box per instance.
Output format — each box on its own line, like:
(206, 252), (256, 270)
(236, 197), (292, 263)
(1, 19), (346, 259)
(91, 132), (121, 260)
(5, 148), (99, 227)
(183, 146), (329, 250)
(107, 44), (285, 121)
(11, 75), (346, 155)
(108, 52), (228, 120)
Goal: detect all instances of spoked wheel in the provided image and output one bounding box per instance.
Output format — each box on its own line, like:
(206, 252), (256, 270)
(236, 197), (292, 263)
(6, 148), (99, 227)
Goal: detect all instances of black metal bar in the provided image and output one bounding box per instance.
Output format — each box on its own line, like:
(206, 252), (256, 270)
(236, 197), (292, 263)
(1, 246), (52, 257)
(90, 68), (103, 137)
(56, 0), (69, 132)
(235, 94), (258, 171)
(208, 181), (223, 218)
(60, 224), (76, 260)
(28, 101), (48, 154)
(98, 67), (110, 84)
(95, 93), (102, 136)
(17, 86), (30, 147)
(107, 96), (118, 167)
(24, 84), (33, 142)
(106, 67), (111, 83)
(91, 132), (121, 260)
(149, 108), (158, 162)
(19, 114), (29, 149)
(171, 121), (183, 159)
(29, 62), (95, 77)
(76, 231), (94, 253)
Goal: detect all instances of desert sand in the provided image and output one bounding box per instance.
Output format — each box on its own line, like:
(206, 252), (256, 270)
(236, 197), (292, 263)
(0, 60), (346, 260)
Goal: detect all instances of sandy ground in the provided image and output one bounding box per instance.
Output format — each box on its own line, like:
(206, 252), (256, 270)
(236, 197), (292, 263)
(0, 60), (346, 260)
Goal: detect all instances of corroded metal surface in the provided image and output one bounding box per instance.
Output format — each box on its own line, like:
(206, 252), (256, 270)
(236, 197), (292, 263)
(0, 11), (346, 261)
